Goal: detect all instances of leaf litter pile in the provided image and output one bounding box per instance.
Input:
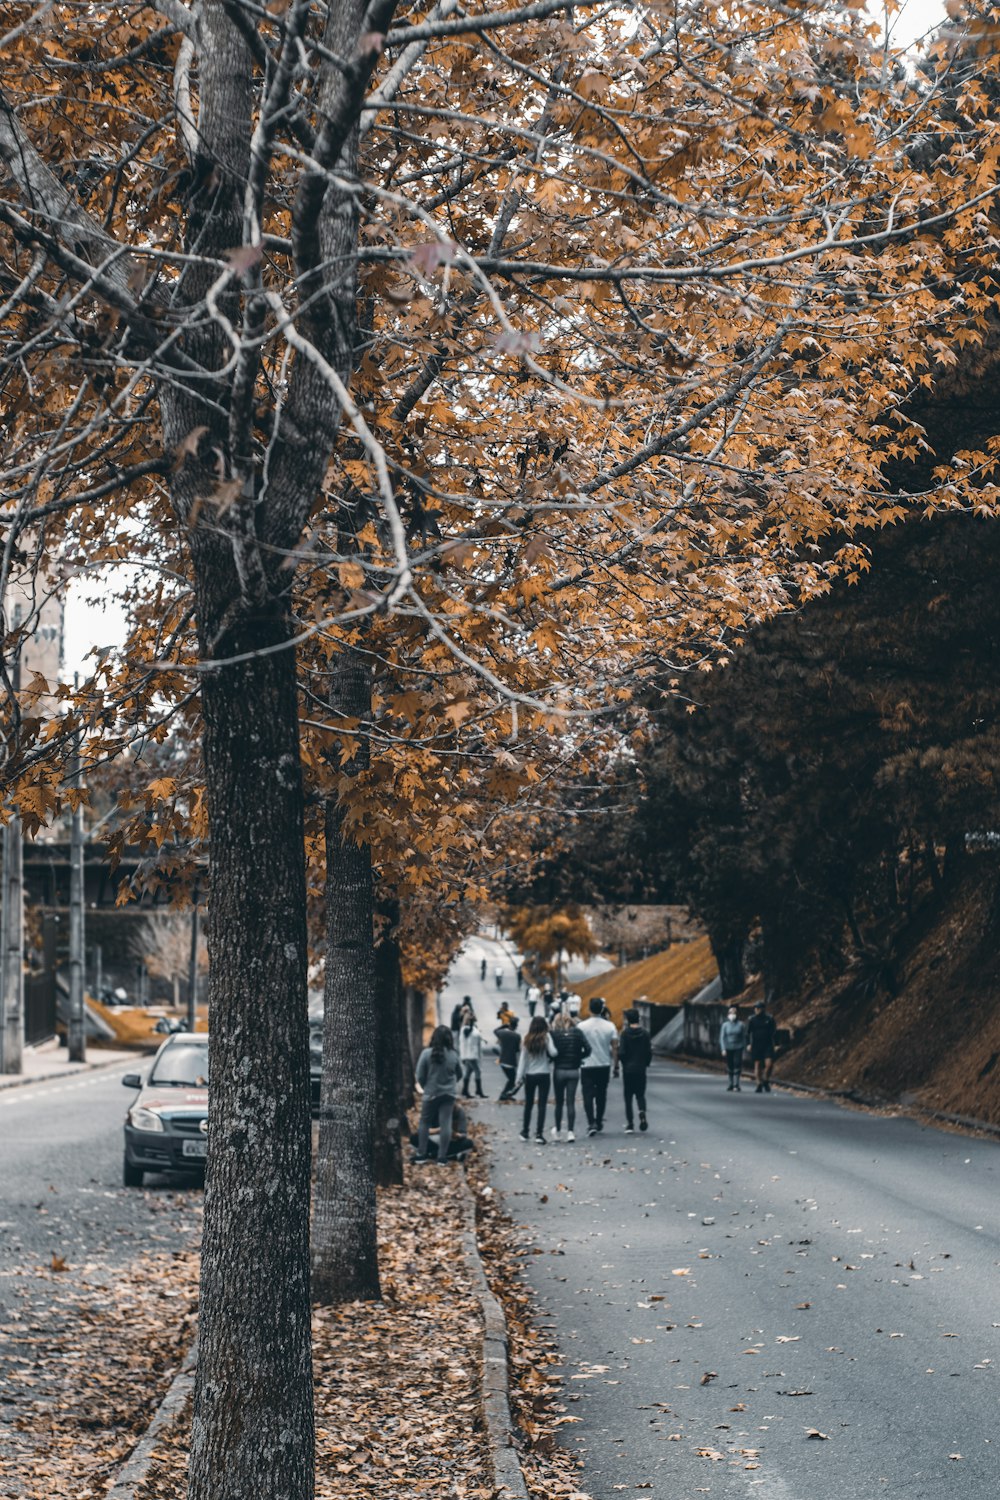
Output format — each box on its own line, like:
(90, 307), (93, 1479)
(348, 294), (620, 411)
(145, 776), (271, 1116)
(2, 1159), (586, 1499)
(0, 1203), (201, 1499)
(136, 1158), (585, 1500)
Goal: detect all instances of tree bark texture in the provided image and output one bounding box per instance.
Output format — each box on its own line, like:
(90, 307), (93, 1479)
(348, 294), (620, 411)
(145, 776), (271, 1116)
(187, 611), (314, 1500)
(312, 644), (380, 1302)
(374, 913), (405, 1187)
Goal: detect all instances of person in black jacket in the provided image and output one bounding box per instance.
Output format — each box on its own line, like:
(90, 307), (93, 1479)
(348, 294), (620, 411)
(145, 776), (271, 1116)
(550, 1012), (592, 1140)
(619, 1008), (653, 1133)
(494, 1015), (521, 1100)
(746, 999), (777, 1093)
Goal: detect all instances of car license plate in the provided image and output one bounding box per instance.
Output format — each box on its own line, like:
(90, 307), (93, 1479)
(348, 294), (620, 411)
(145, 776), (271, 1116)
(182, 1139), (207, 1158)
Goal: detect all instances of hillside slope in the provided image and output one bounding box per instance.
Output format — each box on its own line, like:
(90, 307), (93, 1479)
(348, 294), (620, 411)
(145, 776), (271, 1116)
(779, 868), (1000, 1124)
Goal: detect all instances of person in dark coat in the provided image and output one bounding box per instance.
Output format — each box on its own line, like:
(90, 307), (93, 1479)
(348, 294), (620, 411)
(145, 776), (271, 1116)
(747, 999), (777, 1092)
(619, 1008), (652, 1133)
(550, 1012), (592, 1140)
(494, 1015), (521, 1100)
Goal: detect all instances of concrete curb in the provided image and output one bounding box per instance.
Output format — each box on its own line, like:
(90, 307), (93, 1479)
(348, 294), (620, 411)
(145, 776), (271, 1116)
(105, 1340), (197, 1500)
(458, 1184), (530, 1500)
(0, 1051), (144, 1092)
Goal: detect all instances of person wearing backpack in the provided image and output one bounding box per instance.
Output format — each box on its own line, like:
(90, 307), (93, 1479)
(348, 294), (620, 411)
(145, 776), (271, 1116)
(619, 1008), (653, 1134)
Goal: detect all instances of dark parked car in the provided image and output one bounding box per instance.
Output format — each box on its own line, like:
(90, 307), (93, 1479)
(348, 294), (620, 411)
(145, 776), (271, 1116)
(122, 1034), (209, 1187)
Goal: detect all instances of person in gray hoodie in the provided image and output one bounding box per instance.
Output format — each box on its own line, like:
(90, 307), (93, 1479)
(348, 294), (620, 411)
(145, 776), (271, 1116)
(415, 1025), (464, 1162)
(719, 1007), (747, 1092)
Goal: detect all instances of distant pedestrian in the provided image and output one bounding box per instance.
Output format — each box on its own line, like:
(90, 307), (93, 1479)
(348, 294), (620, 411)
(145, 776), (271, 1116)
(719, 1006), (747, 1092)
(449, 999), (467, 1035)
(497, 1002), (516, 1029)
(551, 1011), (591, 1141)
(577, 997), (619, 1136)
(495, 964), (504, 989)
(415, 1025), (463, 1164)
(480, 956), (487, 982)
(526, 983), (541, 1018)
(516, 1016), (557, 1143)
(494, 1015), (521, 1099)
(618, 1008), (652, 1133)
(516, 964), (524, 988)
(541, 985), (554, 1019)
(747, 999), (777, 1093)
(459, 1018), (489, 1098)
(567, 991), (582, 1018)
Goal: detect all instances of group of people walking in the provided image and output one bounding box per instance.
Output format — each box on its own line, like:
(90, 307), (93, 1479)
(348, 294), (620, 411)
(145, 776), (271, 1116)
(507, 997), (651, 1143)
(719, 999), (778, 1092)
(413, 978), (782, 1164)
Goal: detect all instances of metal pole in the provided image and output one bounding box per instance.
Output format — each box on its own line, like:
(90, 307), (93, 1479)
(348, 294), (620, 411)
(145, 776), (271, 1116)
(188, 889), (199, 1032)
(1, 651), (24, 1074)
(67, 726), (86, 1062)
(94, 942), (103, 1003)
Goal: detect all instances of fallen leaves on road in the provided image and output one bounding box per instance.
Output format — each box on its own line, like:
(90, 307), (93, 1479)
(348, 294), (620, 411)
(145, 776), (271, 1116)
(805, 1428), (829, 1440)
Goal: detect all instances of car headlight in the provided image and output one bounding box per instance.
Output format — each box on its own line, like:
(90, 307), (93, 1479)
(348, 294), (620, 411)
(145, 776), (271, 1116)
(129, 1105), (165, 1133)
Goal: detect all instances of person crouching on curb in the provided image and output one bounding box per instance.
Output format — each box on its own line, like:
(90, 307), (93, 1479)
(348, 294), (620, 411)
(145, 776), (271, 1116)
(516, 1015), (557, 1144)
(719, 1006), (747, 1091)
(415, 1025), (463, 1164)
(619, 1008), (652, 1133)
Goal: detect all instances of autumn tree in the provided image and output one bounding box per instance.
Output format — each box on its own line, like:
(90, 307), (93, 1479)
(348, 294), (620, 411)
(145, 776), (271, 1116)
(3, 6), (1000, 1497)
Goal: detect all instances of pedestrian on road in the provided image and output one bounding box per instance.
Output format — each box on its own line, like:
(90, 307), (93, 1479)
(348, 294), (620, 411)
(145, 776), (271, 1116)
(567, 991), (582, 1018)
(497, 1002), (516, 1029)
(494, 1015), (521, 1099)
(415, 1025), (463, 1164)
(516, 1016), (557, 1143)
(619, 1008), (652, 1133)
(577, 997), (619, 1136)
(747, 999), (777, 1093)
(517, 963), (524, 988)
(541, 985), (554, 1019)
(495, 963), (504, 989)
(551, 1011), (591, 1140)
(480, 956), (487, 982)
(450, 996), (473, 1035)
(459, 1017), (489, 1098)
(526, 983), (541, 1018)
(719, 1006), (747, 1091)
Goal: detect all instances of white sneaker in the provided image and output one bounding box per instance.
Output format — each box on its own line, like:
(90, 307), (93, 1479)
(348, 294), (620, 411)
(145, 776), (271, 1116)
(566, 1130), (575, 1142)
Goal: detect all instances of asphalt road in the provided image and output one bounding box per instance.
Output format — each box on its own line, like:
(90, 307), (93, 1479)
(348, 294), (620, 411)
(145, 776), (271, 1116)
(480, 1063), (1000, 1500)
(0, 1062), (201, 1303)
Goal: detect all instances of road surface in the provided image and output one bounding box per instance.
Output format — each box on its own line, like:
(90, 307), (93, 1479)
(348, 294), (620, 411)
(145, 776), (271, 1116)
(469, 1024), (999, 1497)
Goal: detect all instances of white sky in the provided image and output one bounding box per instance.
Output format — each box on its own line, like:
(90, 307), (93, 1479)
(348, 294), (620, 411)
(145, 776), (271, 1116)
(61, 0), (947, 680)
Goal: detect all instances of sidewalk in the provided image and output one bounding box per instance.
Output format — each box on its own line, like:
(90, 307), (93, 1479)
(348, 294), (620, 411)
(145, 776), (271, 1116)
(0, 1038), (141, 1090)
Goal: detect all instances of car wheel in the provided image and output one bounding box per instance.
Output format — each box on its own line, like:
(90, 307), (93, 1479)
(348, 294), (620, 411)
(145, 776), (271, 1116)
(123, 1154), (144, 1188)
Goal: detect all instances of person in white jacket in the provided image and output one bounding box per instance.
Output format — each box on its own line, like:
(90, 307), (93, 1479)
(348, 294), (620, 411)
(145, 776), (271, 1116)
(515, 1016), (558, 1143)
(458, 1019), (489, 1098)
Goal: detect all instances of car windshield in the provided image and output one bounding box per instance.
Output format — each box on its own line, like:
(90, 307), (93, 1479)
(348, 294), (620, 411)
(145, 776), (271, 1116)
(150, 1042), (209, 1086)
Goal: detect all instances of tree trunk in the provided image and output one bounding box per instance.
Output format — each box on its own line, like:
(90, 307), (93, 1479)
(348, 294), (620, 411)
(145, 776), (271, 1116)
(373, 910), (405, 1187)
(187, 610), (314, 1500)
(707, 930), (745, 998)
(312, 644), (380, 1303)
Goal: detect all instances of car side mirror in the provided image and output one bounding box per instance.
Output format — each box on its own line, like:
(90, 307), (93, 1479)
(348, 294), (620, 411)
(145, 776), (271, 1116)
(122, 1073), (143, 1089)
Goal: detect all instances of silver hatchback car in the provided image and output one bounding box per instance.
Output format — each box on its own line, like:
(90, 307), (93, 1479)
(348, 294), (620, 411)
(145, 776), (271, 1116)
(122, 1033), (209, 1187)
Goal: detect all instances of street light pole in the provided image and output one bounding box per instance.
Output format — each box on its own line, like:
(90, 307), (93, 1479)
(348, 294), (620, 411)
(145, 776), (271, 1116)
(67, 725), (86, 1063)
